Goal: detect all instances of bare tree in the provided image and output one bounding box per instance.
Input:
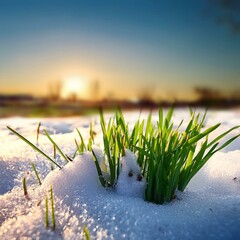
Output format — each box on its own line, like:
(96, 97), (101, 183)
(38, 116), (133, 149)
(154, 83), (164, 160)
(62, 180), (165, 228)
(48, 80), (62, 101)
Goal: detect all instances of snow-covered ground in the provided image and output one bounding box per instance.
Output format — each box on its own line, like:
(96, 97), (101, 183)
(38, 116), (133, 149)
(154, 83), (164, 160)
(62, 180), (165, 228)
(0, 108), (240, 239)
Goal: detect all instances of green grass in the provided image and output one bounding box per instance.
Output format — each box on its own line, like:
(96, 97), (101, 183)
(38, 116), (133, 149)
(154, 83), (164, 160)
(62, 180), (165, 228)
(91, 109), (124, 187)
(7, 126), (62, 169)
(45, 186), (56, 230)
(31, 162), (42, 185)
(7, 108), (240, 205)
(36, 122), (41, 145)
(44, 130), (69, 164)
(45, 195), (49, 229)
(84, 226), (90, 240)
(92, 108), (239, 204)
(73, 128), (87, 157)
(23, 177), (29, 199)
(50, 186), (56, 230)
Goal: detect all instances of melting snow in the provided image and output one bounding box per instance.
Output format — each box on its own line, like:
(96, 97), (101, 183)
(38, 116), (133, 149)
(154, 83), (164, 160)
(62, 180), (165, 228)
(0, 109), (240, 239)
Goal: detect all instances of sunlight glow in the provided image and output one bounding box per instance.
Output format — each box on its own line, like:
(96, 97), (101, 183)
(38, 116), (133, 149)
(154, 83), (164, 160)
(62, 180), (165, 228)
(62, 76), (87, 99)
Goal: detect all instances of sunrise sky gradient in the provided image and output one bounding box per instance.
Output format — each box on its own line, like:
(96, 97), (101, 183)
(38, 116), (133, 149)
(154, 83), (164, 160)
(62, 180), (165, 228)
(0, 0), (240, 100)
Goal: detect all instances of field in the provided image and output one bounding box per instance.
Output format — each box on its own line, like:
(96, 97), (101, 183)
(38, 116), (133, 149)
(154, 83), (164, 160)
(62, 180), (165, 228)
(0, 108), (240, 239)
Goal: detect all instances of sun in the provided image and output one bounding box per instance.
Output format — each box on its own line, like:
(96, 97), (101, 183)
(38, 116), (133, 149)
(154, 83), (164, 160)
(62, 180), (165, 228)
(62, 76), (87, 99)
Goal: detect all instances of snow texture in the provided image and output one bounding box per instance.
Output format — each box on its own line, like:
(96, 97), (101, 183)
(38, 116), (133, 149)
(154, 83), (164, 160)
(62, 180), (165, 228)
(0, 109), (240, 239)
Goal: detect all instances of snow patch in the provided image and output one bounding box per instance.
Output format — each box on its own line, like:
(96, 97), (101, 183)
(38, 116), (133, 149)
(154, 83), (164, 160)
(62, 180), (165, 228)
(116, 149), (146, 198)
(41, 152), (101, 197)
(1, 109), (240, 239)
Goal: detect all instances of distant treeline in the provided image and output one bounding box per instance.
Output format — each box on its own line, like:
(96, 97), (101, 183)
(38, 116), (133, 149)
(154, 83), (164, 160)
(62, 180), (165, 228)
(0, 87), (240, 117)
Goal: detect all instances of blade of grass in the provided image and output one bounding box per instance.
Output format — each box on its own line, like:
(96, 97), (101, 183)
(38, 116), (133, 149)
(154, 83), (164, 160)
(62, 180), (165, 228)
(158, 108), (163, 130)
(36, 122), (41, 145)
(92, 150), (108, 187)
(31, 162), (42, 185)
(72, 139), (79, 158)
(7, 126), (61, 169)
(50, 186), (56, 230)
(207, 126), (240, 148)
(44, 129), (69, 164)
(84, 226), (90, 240)
(76, 128), (87, 151)
(213, 134), (240, 153)
(45, 196), (49, 228)
(23, 177), (29, 199)
(187, 123), (220, 145)
(66, 155), (73, 162)
(165, 107), (174, 129)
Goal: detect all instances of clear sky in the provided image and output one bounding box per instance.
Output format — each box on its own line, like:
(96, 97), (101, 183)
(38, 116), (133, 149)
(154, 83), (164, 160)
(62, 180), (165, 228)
(0, 0), (240, 100)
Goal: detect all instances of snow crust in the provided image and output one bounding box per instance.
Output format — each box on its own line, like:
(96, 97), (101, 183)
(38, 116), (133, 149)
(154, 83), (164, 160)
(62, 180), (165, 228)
(0, 109), (240, 239)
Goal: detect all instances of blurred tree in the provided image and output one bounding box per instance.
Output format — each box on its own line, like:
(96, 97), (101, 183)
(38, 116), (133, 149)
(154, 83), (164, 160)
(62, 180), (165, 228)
(91, 79), (100, 101)
(195, 87), (222, 100)
(137, 85), (157, 107)
(48, 80), (62, 101)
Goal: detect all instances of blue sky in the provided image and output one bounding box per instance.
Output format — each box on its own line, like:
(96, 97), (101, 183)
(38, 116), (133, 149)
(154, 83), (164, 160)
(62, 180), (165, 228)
(0, 0), (239, 100)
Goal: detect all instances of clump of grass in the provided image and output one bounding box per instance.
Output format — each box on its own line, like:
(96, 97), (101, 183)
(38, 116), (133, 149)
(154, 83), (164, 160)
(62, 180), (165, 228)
(143, 109), (239, 203)
(91, 108), (239, 204)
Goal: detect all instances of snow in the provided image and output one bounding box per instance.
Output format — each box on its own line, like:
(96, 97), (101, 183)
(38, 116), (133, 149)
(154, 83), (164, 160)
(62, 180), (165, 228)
(41, 152), (101, 195)
(116, 149), (146, 198)
(0, 109), (240, 239)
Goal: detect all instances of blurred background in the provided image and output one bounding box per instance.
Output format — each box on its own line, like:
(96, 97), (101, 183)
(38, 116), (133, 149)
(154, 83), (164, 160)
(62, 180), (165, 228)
(0, 0), (240, 116)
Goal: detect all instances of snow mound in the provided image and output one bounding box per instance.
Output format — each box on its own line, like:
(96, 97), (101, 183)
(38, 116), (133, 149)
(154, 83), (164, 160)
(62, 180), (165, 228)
(41, 152), (101, 197)
(116, 149), (146, 198)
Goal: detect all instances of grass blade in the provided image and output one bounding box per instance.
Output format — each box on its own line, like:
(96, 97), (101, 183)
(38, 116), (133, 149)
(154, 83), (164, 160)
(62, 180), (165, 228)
(7, 126), (61, 169)
(207, 125), (240, 148)
(76, 128), (87, 151)
(31, 162), (42, 185)
(23, 177), (29, 199)
(84, 226), (90, 240)
(188, 123), (220, 145)
(50, 186), (56, 230)
(45, 196), (49, 228)
(36, 122), (41, 145)
(165, 107), (174, 128)
(92, 150), (107, 187)
(213, 134), (240, 153)
(44, 129), (69, 163)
